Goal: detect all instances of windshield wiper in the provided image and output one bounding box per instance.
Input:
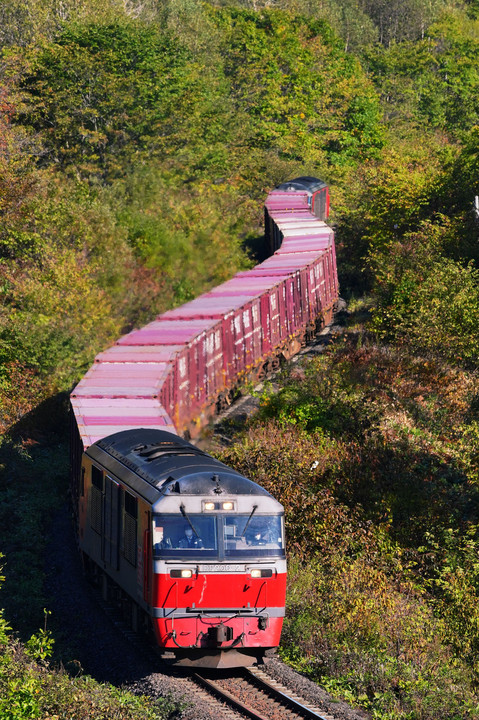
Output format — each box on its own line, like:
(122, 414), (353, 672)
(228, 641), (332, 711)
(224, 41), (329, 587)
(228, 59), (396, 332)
(240, 505), (258, 538)
(180, 503), (201, 538)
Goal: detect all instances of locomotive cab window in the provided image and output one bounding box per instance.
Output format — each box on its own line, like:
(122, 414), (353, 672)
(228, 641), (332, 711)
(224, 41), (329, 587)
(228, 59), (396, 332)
(153, 515), (217, 556)
(224, 515), (284, 557)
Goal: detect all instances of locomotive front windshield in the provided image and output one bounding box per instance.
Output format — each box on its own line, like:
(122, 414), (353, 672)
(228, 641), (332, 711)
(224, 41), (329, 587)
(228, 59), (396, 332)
(153, 514), (284, 558)
(223, 515), (284, 557)
(153, 515), (218, 556)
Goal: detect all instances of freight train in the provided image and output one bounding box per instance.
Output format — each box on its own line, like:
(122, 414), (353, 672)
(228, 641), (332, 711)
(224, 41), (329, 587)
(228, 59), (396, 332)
(70, 176), (338, 667)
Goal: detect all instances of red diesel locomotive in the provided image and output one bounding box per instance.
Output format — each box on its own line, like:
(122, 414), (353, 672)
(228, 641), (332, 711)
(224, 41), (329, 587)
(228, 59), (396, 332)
(70, 177), (338, 667)
(80, 428), (286, 667)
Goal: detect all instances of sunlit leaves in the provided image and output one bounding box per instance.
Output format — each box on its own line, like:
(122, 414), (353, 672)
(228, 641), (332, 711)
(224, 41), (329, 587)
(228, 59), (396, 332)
(212, 7), (383, 166)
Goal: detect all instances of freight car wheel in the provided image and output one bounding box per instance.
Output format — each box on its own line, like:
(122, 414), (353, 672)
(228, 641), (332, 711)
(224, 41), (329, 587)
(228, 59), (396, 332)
(216, 392), (230, 414)
(257, 360), (271, 381)
(271, 356), (282, 372)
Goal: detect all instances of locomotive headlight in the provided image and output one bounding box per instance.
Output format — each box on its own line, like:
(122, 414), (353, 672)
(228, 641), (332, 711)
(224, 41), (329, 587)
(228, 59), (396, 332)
(250, 569), (273, 579)
(204, 502), (215, 510)
(170, 569), (193, 578)
(222, 501), (234, 510)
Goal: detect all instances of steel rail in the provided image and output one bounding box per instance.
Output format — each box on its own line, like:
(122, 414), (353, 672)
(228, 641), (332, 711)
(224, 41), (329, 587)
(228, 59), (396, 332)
(247, 667), (336, 720)
(194, 668), (338, 720)
(193, 673), (271, 720)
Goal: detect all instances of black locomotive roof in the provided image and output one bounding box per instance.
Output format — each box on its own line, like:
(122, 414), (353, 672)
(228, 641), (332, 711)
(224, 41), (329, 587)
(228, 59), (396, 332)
(275, 176), (327, 194)
(86, 428), (271, 503)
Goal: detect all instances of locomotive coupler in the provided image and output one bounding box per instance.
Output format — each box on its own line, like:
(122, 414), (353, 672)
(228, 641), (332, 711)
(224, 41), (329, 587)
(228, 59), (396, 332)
(208, 623), (234, 645)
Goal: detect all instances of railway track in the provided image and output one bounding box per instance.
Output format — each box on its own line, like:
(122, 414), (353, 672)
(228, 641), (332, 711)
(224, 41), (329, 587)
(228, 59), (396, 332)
(193, 667), (339, 720)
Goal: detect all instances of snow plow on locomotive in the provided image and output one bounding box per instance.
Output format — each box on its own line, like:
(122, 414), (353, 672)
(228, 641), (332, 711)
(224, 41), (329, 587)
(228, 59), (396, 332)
(78, 429), (286, 668)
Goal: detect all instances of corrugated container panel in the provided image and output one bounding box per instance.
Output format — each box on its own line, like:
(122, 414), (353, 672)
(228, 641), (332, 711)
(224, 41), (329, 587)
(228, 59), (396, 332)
(275, 218), (326, 230)
(70, 397), (170, 439)
(117, 318), (216, 345)
(231, 298), (262, 370)
(77, 410), (170, 426)
(265, 191), (309, 209)
(331, 239), (339, 298)
(95, 345), (183, 363)
(269, 210), (311, 219)
(172, 324), (225, 430)
(250, 300), (262, 364)
(82, 364), (168, 380)
(72, 361), (171, 398)
(265, 202), (309, 212)
(281, 227), (330, 238)
(206, 276), (282, 298)
(236, 253), (320, 275)
(306, 258), (326, 318)
(276, 224), (321, 235)
(72, 397), (167, 412)
(73, 384), (160, 398)
(279, 238), (332, 254)
(159, 366), (175, 425)
(162, 295), (253, 320)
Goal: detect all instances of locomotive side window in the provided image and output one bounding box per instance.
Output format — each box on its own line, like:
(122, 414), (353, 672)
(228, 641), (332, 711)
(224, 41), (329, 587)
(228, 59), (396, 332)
(153, 515), (217, 555)
(123, 491), (137, 566)
(90, 466), (103, 534)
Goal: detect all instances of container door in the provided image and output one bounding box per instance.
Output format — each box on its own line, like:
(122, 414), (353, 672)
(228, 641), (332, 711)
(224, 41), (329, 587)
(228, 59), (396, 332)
(176, 349), (189, 428)
(251, 300), (262, 364)
(243, 306), (253, 369)
(278, 284), (287, 342)
(233, 310), (245, 376)
(260, 294), (271, 355)
(193, 335), (206, 411)
(222, 314), (235, 385)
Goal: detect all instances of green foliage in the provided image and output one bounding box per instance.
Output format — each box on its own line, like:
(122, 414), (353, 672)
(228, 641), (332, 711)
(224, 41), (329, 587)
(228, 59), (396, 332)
(112, 164), (251, 300)
(258, 359), (376, 437)
(282, 551), (476, 720)
(0, 637), (177, 720)
(213, 6), (384, 166)
(366, 208), (479, 366)
(360, 0), (444, 46)
(365, 10), (479, 134)
(13, 22), (193, 178)
(374, 255), (479, 365)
